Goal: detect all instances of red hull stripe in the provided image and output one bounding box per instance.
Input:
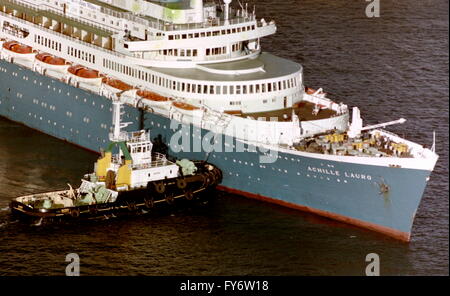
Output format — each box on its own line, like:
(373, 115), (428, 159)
(216, 185), (411, 242)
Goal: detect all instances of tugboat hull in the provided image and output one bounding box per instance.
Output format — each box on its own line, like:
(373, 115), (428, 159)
(10, 162), (222, 223)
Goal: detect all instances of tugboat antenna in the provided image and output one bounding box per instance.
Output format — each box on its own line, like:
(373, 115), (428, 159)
(432, 131), (436, 153)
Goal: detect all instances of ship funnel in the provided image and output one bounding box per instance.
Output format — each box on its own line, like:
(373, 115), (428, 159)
(347, 107), (363, 138)
(190, 0), (204, 22)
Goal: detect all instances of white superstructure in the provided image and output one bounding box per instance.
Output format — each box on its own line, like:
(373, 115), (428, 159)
(0, 0), (436, 167)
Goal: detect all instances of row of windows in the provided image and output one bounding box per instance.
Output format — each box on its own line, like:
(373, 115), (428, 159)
(167, 25), (256, 41)
(68, 46), (96, 64)
(159, 49), (198, 57)
(103, 57), (298, 95)
(34, 35), (61, 52)
(206, 46), (227, 56)
(231, 43), (242, 52)
(159, 44), (238, 58)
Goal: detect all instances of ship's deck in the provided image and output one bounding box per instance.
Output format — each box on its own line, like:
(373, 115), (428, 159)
(240, 101), (337, 122)
(152, 52), (302, 82)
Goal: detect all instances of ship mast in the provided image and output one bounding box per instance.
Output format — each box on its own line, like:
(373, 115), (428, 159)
(110, 99), (132, 142)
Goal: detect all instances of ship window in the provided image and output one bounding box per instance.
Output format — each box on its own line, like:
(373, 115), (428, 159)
(230, 86), (234, 95)
(197, 85), (201, 93)
(182, 34), (187, 39)
(223, 85), (228, 95)
(243, 85), (247, 94)
(210, 85), (214, 94)
(206, 48), (210, 56)
(268, 83), (272, 92)
(236, 85), (241, 95)
(216, 85), (221, 95)
(188, 34), (193, 38)
(194, 33), (199, 38)
(221, 30), (226, 34)
(169, 35), (173, 40)
(201, 32), (206, 37)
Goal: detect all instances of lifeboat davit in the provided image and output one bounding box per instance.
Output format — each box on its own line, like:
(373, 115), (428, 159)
(1, 41), (35, 60)
(34, 53), (70, 73)
(137, 89), (172, 110)
(172, 101), (201, 116)
(305, 86), (327, 96)
(67, 65), (103, 86)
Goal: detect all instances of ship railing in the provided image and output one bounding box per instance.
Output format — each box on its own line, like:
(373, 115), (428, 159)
(130, 153), (174, 169)
(99, 5), (256, 32)
(1, 10), (124, 58)
(303, 92), (348, 115)
(125, 131), (150, 143)
(6, 0), (117, 35)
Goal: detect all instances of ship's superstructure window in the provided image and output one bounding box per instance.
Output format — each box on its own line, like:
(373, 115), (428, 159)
(68, 46), (95, 64)
(35, 35), (62, 52)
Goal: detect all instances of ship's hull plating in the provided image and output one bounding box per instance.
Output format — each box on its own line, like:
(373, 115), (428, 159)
(0, 60), (432, 241)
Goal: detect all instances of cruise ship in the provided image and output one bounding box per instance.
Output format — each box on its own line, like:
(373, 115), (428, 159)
(0, 0), (439, 241)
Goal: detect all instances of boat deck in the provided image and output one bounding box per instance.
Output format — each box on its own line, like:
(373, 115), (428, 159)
(241, 101), (337, 122)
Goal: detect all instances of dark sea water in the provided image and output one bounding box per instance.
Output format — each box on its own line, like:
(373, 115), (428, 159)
(0, 0), (448, 275)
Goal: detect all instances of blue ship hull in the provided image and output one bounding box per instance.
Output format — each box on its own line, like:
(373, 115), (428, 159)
(0, 59), (432, 241)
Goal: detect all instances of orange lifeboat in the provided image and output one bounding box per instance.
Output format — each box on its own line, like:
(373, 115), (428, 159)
(2, 41), (33, 54)
(136, 90), (172, 110)
(137, 90), (169, 102)
(68, 65), (100, 79)
(172, 101), (200, 111)
(67, 65), (103, 86)
(35, 52), (66, 66)
(102, 77), (133, 92)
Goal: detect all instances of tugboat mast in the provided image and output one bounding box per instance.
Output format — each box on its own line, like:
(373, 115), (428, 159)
(110, 99), (132, 142)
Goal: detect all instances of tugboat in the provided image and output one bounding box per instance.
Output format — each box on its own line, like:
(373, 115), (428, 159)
(9, 100), (222, 223)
